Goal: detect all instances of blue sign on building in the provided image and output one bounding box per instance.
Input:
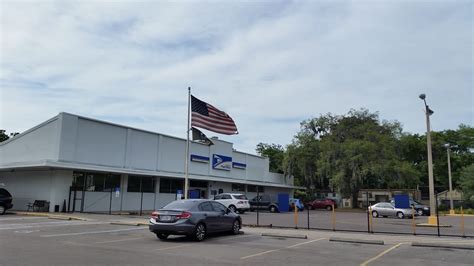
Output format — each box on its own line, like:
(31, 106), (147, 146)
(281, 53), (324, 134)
(190, 154), (210, 163)
(212, 154), (232, 171)
(232, 162), (246, 170)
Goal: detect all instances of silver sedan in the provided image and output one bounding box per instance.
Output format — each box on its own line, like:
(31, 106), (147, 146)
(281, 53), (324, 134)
(370, 202), (415, 219)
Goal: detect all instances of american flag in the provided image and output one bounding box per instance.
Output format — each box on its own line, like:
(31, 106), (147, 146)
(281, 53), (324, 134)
(191, 95), (238, 135)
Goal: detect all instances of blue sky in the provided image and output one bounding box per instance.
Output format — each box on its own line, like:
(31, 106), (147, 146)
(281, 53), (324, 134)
(1, 0), (472, 154)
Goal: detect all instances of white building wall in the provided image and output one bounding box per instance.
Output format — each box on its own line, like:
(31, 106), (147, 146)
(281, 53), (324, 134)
(75, 119), (127, 167)
(0, 170), (72, 212)
(49, 170), (74, 212)
(155, 193), (177, 209)
(128, 130), (159, 171)
(0, 118), (60, 165)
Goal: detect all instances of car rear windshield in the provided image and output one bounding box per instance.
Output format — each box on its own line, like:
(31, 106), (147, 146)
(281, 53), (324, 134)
(162, 200), (196, 210)
(234, 195), (247, 200)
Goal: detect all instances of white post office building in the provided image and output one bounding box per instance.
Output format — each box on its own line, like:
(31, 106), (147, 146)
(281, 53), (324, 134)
(0, 113), (296, 213)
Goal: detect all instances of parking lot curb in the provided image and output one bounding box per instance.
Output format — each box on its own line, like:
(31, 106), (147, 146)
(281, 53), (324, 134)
(261, 233), (308, 239)
(416, 223), (452, 227)
(11, 211), (88, 221)
(110, 221), (148, 226)
(329, 237), (384, 245)
(48, 215), (72, 220)
(411, 242), (474, 250)
(11, 211), (50, 217)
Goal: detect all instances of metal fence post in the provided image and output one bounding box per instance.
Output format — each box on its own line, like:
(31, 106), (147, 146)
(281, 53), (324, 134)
(436, 192), (440, 237)
(139, 176), (143, 216)
(461, 205), (465, 238)
(294, 202), (298, 229)
(366, 191), (370, 233)
(307, 204), (310, 230)
(332, 203), (336, 231)
(256, 187), (260, 226)
(109, 186), (113, 215)
(369, 206), (373, 233)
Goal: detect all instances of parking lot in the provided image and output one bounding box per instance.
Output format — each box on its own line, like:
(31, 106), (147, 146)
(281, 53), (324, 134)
(1, 213), (473, 265)
(242, 209), (474, 237)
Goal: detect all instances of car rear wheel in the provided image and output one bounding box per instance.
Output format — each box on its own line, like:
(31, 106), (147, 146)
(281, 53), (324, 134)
(372, 211), (379, 218)
(325, 205), (332, 211)
(193, 223), (206, 241)
(396, 212), (405, 219)
(229, 205), (237, 213)
(156, 233), (169, 240)
(0, 205), (5, 215)
(232, 220), (240, 235)
(269, 205), (278, 213)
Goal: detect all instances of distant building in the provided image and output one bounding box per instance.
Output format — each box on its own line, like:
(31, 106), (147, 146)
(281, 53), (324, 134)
(355, 189), (421, 208)
(0, 113), (298, 213)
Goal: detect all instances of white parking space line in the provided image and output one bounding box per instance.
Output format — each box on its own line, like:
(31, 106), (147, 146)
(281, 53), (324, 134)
(94, 237), (146, 244)
(41, 227), (147, 237)
(240, 238), (326, 260)
(360, 242), (407, 266)
(156, 244), (190, 251)
(0, 221), (108, 230)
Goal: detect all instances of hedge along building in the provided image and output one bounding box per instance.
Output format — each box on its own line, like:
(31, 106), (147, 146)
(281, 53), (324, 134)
(0, 113), (296, 213)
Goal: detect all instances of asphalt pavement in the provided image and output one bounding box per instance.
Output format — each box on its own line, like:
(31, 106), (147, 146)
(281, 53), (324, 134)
(1, 212), (473, 265)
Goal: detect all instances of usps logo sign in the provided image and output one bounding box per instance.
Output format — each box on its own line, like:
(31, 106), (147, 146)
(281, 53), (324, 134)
(212, 154), (232, 171)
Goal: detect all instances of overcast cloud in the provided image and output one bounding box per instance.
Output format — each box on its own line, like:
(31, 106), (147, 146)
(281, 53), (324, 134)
(1, 0), (472, 154)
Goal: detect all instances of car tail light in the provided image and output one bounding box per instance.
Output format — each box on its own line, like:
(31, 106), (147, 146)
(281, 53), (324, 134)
(176, 211), (192, 219)
(237, 201), (244, 204)
(151, 211), (159, 219)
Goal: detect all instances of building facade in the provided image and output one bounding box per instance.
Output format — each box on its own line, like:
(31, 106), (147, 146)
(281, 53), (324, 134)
(0, 113), (296, 213)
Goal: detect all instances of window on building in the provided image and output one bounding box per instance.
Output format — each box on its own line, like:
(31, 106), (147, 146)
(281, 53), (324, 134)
(73, 172), (120, 192)
(141, 177), (155, 193)
(104, 174), (121, 192)
(72, 172), (85, 190)
(248, 185), (264, 193)
(159, 178), (184, 194)
(128, 176), (156, 193)
(190, 180), (208, 188)
(232, 183), (245, 192)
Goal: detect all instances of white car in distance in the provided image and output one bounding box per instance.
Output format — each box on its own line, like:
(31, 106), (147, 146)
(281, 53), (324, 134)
(214, 193), (250, 214)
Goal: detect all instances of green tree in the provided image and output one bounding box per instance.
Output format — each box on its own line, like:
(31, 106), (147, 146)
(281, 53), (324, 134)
(256, 143), (284, 173)
(459, 164), (474, 200)
(317, 109), (416, 207)
(283, 114), (337, 192)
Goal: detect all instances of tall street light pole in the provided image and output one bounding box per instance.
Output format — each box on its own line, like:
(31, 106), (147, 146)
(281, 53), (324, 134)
(419, 93), (437, 225)
(444, 144), (454, 215)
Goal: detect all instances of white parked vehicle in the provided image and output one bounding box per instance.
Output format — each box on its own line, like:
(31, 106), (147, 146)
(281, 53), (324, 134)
(370, 202), (415, 219)
(214, 193), (250, 214)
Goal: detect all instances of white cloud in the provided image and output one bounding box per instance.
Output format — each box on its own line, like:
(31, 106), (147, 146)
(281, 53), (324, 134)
(1, 0), (472, 153)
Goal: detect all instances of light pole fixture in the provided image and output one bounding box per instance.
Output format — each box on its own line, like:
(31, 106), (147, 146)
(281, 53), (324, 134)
(419, 93), (437, 225)
(444, 144), (455, 215)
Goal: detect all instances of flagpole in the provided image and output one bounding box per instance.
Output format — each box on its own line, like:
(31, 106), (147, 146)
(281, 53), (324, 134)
(184, 87), (191, 199)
